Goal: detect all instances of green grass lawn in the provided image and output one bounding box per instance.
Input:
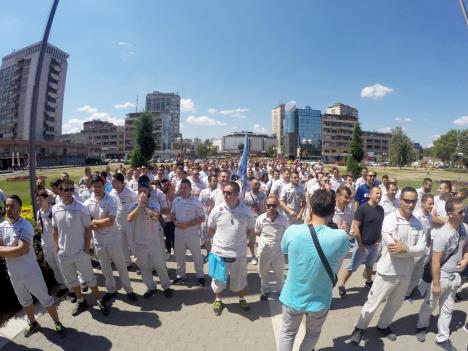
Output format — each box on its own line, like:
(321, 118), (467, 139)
(0, 165), (466, 207)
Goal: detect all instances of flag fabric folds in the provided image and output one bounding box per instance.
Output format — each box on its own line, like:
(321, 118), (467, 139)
(236, 132), (250, 196)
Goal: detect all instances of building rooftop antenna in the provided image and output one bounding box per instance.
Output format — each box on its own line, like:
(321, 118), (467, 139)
(460, 0), (468, 30)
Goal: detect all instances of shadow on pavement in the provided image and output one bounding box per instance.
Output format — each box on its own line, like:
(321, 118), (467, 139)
(319, 333), (385, 351)
(88, 307), (162, 329)
(41, 326), (112, 351)
(330, 287), (369, 310)
(0, 337), (42, 351)
(223, 299), (273, 321)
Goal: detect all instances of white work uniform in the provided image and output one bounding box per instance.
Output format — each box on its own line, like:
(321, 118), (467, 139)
(407, 209), (432, 295)
(199, 188), (214, 241)
(209, 188), (225, 207)
(432, 196), (448, 229)
(207, 202), (255, 293)
(189, 177), (207, 197)
(128, 179), (139, 192)
(85, 193), (133, 294)
(255, 212), (288, 293)
(110, 187), (138, 266)
(0, 218), (54, 308)
(171, 195), (205, 278)
(37, 207), (67, 289)
(417, 223), (468, 343)
(355, 210), (425, 330)
(52, 198), (97, 288)
(380, 195), (400, 216)
(280, 183), (306, 225)
(415, 187), (431, 211)
(128, 199), (171, 290)
(270, 178), (288, 198)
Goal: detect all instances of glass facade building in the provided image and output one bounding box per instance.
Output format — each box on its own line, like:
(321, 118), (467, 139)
(297, 106), (322, 158)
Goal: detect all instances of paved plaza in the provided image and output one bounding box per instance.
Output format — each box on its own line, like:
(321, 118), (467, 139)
(0, 254), (467, 351)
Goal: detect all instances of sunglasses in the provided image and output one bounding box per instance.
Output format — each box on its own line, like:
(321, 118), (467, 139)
(61, 188), (74, 193)
(401, 198), (417, 205)
(266, 204), (278, 208)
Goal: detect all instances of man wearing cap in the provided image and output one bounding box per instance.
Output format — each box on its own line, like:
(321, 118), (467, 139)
(208, 181), (255, 316)
(171, 179), (206, 286)
(127, 178), (172, 299)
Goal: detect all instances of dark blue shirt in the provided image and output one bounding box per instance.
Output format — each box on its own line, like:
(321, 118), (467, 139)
(355, 183), (371, 205)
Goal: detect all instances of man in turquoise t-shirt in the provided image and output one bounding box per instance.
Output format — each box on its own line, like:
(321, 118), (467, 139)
(278, 189), (350, 351)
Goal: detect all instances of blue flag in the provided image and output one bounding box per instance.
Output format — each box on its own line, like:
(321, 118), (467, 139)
(236, 132), (250, 196)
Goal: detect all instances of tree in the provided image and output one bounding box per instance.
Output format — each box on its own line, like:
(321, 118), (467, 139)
(131, 112), (156, 166)
(432, 130), (461, 163)
(266, 145), (277, 158)
(389, 127), (416, 168)
(196, 139), (217, 158)
(346, 123), (364, 177)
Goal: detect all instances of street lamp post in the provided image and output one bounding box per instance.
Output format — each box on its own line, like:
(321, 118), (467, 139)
(28, 0), (60, 220)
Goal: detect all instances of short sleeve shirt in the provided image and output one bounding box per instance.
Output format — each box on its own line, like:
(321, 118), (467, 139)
(243, 191), (266, 218)
(171, 195), (205, 235)
(199, 188), (212, 217)
(0, 218), (41, 279)
(128, 198), (161, 245)
(37, 207), (54, 249)
(432, 223), (468, 278)
(280, 183), (306, 213)
(52, 198), (91, 257)
(110, 187), (138, 227)
(208, 202), (255, 258)
(354, 202), (384, 245)
(255, 212), (289, 247)
(85, 193), (119, 243)
(354, 183), (371, 205)
(209, 188), (225, 207)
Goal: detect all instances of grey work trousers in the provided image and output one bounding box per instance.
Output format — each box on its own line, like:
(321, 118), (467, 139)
(278, 304), (328, 351)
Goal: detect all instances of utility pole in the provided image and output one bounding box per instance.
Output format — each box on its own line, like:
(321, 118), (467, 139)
(28, 0), (60, 219)
(460, 0), (468, 30)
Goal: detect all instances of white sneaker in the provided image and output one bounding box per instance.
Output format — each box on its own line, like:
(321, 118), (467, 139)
(250, 257), (258, 265)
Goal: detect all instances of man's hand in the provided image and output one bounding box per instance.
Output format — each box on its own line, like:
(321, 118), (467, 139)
(175, 221), (189, 230)
(90, 221), (98, 231)
(340, 224), (349, 232)
(432, 283), (441, 296)
(138, 192), (148, 207)
(456, 259), (468, 273)
(295, 213), (302, 221)
(388, 240), (407, 254)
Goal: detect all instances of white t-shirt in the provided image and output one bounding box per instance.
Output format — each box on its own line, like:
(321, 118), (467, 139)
(37, 207), (54, 249)
(109, 187), (138, 228)
(171, 195), (205, 236)
(333, 206), (352, 232)
(85, 193), (119, 244)
(255, 212), (289, 247)
(413, 208), (432, 246)
(243, 191), (266, 218)
(380, 195), (400, 216)
(52, 198), (91, 257)
(0, 217), (41, 280)
(208, 202), (255, 258)
(199, 188), (213, 217)
(270, 178), (288, 198)
(280, 183), (306, 213)
(209, 188), (225, 207)
(128, 179), (139, 192)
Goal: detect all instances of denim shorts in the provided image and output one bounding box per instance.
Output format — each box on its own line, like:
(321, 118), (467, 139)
(346, 243), (380, 272)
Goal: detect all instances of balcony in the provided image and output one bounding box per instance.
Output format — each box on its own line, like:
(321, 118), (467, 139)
(50, 72), (59, 81)
(47, 91), (57, 99)
(48, 82), (58, 90)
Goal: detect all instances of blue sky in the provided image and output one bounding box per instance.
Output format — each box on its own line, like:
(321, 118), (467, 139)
(1, 0), (467, 146)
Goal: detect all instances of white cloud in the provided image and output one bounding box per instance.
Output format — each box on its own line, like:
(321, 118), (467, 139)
(77, 105), (98, 114)
(219, 107), (248, 119)
(376, 127), (393, 133)
(253, 123), (267, 133)
(114, 102), (135, 109)
(395, 117), (412, 122)
(112, 41), (135, 61)
(208, 108), (217, 114)
(186, 116), (226, 126)
(361, 84), (394, 99)
(181, 98), (196, 113)
(425, 134), (441, 148)
(453, 116), (468, 126)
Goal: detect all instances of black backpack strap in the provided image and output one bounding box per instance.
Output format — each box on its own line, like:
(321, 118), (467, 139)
(308, 225), (337, 287)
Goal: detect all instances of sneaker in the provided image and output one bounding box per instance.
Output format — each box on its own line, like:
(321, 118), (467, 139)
(68, 292), (77, 303)
(250, 257), (258, 265)
(350, 327), (364, 345)
(56, 288), (69, 298)
(364, 281), (373, 290)
(80, 284), (89, 293)
(454, 293), (462, 303)
(239, 299), (250, 314)
(213, 300), (223, 316)
(260, 293), (269, 301)
(163, 288), (173, 298)
(72, 300), (89, 316)
(136, 267), (141, 275)
(143, 289), (157, 299)
(416, 327), (427, 342)
(126, 264), (133, 271)
(127, 292), (138, 302)
(377, 326), (397, 341)
(54, 322), (65, 337)
(172, 276), (187, 285)
(91, 260), (100, 269)
(198, 278), (206, 287)
(24, 321), (41, 338)
(97, 300), (109, 316)
(338, 286), (346, 298)
(404, 295), (414, 303)
(101, 292), (117, 302)
(435, 339), (457, 351)
(464, 323), (468, 333)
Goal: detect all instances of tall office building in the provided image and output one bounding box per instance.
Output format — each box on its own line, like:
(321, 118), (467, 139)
(271, 104), (285, 155)
(297, 106), (322, 159)
(326, 102), (358, 118)
(322, 113), (358, 163)
(145, 91), (180, 150)
(0, 42), (69, 140)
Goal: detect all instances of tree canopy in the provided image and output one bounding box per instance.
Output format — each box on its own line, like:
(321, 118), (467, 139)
(389, 127), (416, 168)
(346, 123), (364, 177)
(196, 139), (217, 158)
(130, 112), (156, 166)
